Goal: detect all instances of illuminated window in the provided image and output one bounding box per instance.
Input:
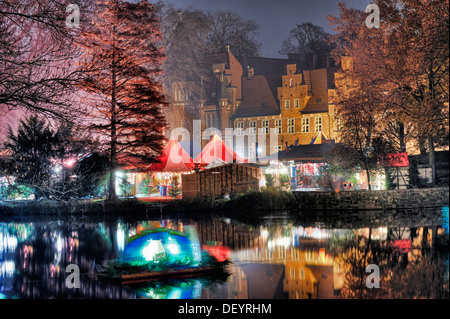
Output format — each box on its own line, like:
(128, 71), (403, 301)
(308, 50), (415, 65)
(290, 268), (295, 279)
(302, 118), (309, 133)
(299, 269), (305, 280)
(237, 121), (244, 136)
(249, 121), (256, 134)
(315, 117), (322, 132)
(275, 119), (282, 134)
(336, 116), (343, 131)
(294, 99), (299, 108)
(262, 120), (269, 134)
(288, 119), (295, 133)
(289, 79), (293, 87)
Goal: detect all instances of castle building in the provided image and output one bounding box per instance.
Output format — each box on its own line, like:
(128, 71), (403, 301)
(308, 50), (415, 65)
(165, 49), (342, 158)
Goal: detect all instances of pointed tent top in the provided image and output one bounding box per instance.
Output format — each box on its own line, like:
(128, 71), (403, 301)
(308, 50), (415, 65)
(310, 131), (328, 144)
(193, 134), (247, 165)
(146, 139), (194, 172)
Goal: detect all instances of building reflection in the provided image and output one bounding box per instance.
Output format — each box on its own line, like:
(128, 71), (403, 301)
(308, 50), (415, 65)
(0, 212), (448, 299)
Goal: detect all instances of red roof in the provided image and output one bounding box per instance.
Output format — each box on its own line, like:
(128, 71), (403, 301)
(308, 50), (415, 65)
(232, 74), (280, 118)
(193, 134), (247, 165)
(146, 139), (194, 172)
(383, 152), (410, 167)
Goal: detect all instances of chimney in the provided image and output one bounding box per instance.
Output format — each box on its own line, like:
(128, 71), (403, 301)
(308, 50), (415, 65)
(248, 66), (254, 79)
(312, 54), (317, 69)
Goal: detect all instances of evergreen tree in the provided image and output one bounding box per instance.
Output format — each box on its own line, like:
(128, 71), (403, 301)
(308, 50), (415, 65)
(3, 116), (56, 199)
(78, 0), (168, 201)
(2, 116), (92, 200)
(168, 174), (181, 198)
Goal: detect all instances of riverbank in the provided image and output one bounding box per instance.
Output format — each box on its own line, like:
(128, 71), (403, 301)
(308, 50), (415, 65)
(1, 187), (448, 220)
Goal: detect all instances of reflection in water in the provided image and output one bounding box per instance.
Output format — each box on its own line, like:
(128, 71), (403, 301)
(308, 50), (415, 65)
(0, 206), (448, 299)
(136, 280), (203, 299)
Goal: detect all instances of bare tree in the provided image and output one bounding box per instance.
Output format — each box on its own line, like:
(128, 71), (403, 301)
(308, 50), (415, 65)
(279, 22), (334, 65)
(0, 0), (89, 120)
(205, 9), (261, 57)
(328, 0), (449, 185)
(157, 3), (212, 127)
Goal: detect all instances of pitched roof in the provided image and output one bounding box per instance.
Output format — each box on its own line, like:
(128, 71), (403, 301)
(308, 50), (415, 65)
(203, 52), (230, 67)
(278, 143), (336, 161)
(232, 74), (281, 118)
(302, 68), (329, 113)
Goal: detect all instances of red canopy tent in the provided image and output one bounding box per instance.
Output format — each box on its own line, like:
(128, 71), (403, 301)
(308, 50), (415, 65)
(383, 152), (410, 167)
(381, 152), (410, 190)
(193, 134), (247, 165)
(146, 139), (194, 172)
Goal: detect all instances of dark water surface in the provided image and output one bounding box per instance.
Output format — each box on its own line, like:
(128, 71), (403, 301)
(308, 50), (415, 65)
(1, 207), (448, 299)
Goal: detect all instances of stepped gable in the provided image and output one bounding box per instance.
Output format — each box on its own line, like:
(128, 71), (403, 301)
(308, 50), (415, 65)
(236, 56), (308, 76)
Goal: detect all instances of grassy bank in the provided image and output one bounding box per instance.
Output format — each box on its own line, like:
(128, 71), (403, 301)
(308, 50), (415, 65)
(0, 187), (295, 218)
(1, 187), (448, 220)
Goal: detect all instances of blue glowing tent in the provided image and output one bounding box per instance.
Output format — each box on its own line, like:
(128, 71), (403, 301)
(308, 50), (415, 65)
(123, 228), (195, 265)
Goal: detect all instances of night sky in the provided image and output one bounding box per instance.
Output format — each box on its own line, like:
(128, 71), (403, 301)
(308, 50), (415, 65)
(0, 0), (368, 143)
(164, 0), (367, 58)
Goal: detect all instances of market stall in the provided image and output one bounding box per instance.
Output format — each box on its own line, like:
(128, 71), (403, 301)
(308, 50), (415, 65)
(193, 134), (247, 168)
(134, 139), (194, 198)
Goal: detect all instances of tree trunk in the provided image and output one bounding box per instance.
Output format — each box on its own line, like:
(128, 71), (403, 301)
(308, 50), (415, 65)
(364, 162), (372, 191)
(398, 122), (406, 152)
(108, 54), (118, 201)
(418, 135), (427, 155)
(427, 134), (436, 186)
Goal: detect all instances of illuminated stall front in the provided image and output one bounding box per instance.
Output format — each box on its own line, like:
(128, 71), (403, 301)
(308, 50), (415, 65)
(117, 139), (194, 198)
(277, 134), (336, 191)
